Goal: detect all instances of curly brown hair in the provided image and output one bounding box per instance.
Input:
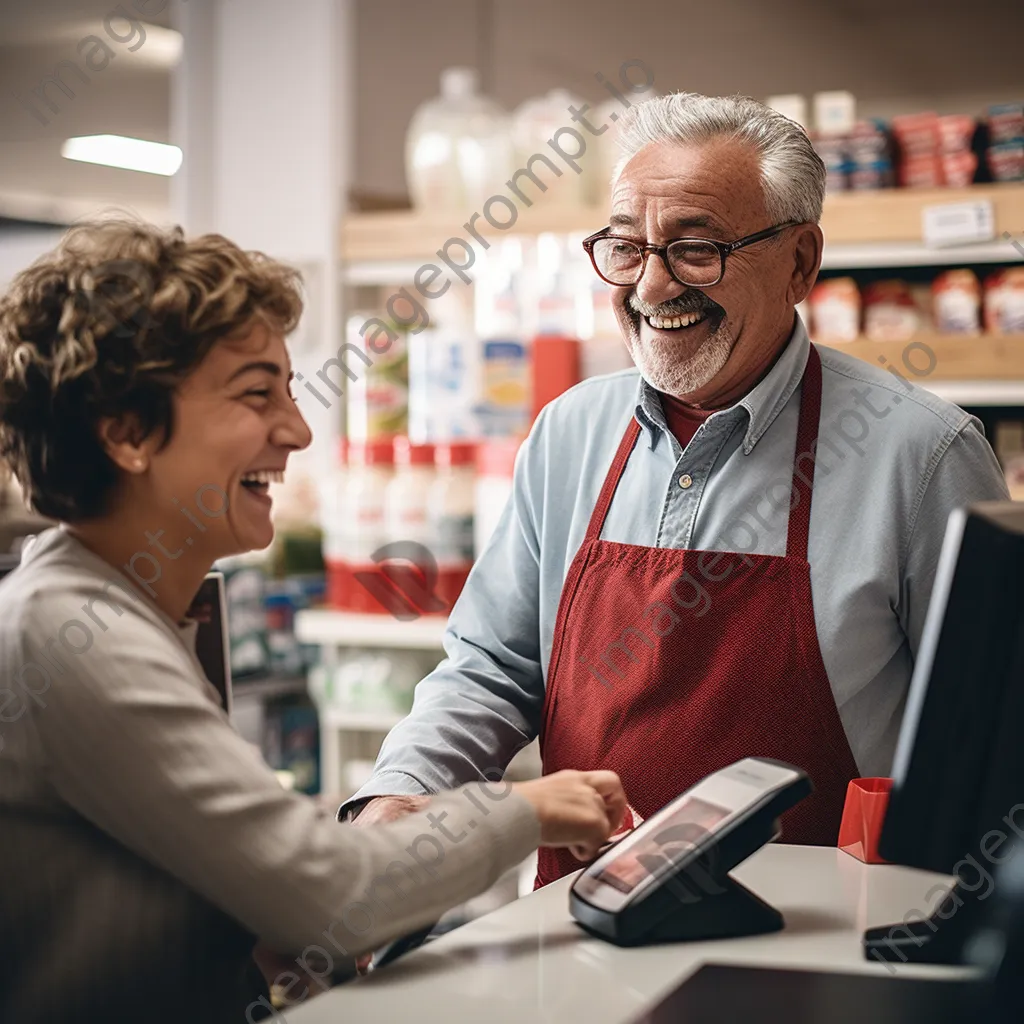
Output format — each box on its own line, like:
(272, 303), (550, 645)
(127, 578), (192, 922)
(0, 219), (304, 521)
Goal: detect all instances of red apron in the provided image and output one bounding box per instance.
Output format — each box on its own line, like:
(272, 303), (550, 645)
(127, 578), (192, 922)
(536, 345), (859, 887)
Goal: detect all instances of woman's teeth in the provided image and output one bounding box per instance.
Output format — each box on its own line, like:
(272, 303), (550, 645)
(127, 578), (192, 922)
(647, 311), (706, 330)
(241, 470), (284, 488)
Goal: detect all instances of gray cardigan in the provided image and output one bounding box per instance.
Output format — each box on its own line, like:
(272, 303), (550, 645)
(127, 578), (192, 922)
(0, 528), (539, 1023)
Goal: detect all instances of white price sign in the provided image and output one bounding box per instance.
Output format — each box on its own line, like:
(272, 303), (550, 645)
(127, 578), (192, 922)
(922, 200), (996, 249)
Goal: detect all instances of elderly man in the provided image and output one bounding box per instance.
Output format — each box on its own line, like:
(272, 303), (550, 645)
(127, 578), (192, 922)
(343, 93), (1008, 886)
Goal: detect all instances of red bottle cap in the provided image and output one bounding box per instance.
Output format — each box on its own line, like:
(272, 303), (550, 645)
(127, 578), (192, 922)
(477, 438), (521, 478)
(393, 437), (435, 467)
(348, 439), (395, 466)
(435, 441), (477, 469)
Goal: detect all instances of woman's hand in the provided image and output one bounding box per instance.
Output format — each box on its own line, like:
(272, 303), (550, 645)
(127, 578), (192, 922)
(512, 769), (626, 861)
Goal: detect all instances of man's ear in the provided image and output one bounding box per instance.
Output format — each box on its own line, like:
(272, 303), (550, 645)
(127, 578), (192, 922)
(788, 224), (824, 306)
(97, 414), (156, 474)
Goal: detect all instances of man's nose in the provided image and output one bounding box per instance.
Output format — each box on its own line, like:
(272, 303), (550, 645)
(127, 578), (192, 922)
(634, 250), (685, 309)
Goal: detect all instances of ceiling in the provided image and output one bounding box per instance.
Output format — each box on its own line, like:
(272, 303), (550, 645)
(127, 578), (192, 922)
(0, 0), (176, 227)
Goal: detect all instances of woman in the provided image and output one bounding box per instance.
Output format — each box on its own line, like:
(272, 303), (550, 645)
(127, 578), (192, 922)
(0, 220), (624, 1024)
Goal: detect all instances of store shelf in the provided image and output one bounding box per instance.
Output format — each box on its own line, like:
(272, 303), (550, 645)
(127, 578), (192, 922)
(820, 240), (1019, 270)
(320, 708), (406, 731)
(341, 184), (1024, 269)
(820, 334), (1024, 377)
(231, 674), (309, 701)
(294, 608), (448, 649)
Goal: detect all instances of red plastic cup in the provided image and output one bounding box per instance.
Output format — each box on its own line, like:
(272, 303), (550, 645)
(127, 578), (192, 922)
(838, 777), (893, 864)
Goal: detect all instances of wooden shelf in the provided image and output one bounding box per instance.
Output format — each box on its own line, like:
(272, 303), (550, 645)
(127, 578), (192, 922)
(294, 608), (447, 649)
(818, 334), (1024, 381)
(342, 184), (1024, 265)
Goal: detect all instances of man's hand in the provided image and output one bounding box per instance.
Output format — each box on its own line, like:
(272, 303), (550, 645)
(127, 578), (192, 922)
(348, 794), (431, 828)
(345, 794), (431, 973)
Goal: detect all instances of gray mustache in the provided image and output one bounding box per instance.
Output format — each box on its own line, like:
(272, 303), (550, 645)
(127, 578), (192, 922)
(628, 293), (716, 318)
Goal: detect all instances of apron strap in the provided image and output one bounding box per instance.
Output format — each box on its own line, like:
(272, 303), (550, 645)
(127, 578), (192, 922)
(584, 416), (642, 544)
(787, 344), (823, 562)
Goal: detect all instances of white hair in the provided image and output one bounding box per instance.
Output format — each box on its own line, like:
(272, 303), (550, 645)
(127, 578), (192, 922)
(612, 92), (826, 225)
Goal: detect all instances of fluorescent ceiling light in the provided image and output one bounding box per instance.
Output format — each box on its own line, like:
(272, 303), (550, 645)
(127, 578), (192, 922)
(61, 135), (183, 176)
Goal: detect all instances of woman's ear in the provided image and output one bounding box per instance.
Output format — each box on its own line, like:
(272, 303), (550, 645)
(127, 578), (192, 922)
(788, 224), (824, 306)
(97, 414), (155, 474)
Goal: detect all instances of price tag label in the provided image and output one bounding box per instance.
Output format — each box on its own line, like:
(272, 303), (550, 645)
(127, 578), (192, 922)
(922, 200), (996, 248)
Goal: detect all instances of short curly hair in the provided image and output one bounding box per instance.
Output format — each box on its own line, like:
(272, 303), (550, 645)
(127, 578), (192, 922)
(0, 219), (304, 521)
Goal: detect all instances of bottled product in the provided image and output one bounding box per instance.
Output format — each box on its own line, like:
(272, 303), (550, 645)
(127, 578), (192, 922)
(984, 269), (1024, 334)
(511, 88), (592, 208)
(324, 439), (394, 612)
(345, 313), (408, 440)
(430, 442), (477, 607)
(583, 277), (633, 378)
(531, 334), (581, 419)
(932, 270), (981, 335)
(385, 438), (436, 552)
(809, 278), (861, 342)
(408, 291), (479, 442)
(405, 67), (513, 212)
(475, 439), (520, 557)
(478, 340), (530, 437)
(863, 281), (922, 342)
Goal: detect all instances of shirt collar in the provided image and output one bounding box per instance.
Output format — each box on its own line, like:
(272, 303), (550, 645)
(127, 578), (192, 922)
(634, 317), (811, 456)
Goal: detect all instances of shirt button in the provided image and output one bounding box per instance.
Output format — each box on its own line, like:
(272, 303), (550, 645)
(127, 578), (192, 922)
(678, 474), (693, 489)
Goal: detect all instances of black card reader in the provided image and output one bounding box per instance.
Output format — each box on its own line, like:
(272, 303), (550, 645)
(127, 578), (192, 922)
(569, 757), (812, 946)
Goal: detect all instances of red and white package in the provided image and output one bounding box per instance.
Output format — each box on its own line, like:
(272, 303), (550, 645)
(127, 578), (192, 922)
(984, 268), (1024, 335)
(863, 280), (922, 342)
(892, 113), (940, 157)
(932, 270), (981, 335)
(810, 278), (861, 342)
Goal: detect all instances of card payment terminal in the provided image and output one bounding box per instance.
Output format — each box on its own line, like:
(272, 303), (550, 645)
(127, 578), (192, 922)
(570, 758), (812, 946)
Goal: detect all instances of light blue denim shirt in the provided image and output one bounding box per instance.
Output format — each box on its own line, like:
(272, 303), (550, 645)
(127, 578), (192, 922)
(345, 318), (1008, 810)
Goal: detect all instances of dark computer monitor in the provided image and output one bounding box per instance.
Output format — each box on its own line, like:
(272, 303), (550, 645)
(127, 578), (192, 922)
(866, 501), (1024, 965)
(0, 558), (232, 713)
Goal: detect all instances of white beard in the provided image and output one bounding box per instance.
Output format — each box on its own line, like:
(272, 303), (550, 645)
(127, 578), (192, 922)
(625, 319), (735, 399)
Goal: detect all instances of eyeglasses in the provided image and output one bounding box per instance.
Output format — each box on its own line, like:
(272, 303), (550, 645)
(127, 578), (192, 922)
(582, 221), (800, 289)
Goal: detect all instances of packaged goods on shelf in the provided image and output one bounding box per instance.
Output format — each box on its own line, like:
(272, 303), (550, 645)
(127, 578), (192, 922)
(479, 340), (530, 437)
(813, 90), (856, 137)
(405, 67), (513, 212)
(932, 270), (982, 335)
(345, 313), (408, 440)
(215, 556), (271, 678)
(322, 439), (393, 612)
(429, 442), (477, 607)
(984, 268), (1024, 334)
(531, 334), (581, 419)
(408, 291), (479, 442)
(809, 278), (861, 342)
(475, 439), (521, 557)
(385, 438), (435, 554)
(987, 103), (1024, 182)
(309, 648), (437, 717)
(863, 280), (924, 341)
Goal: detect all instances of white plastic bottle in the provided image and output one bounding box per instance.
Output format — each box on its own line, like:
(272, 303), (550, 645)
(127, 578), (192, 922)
(429, 442), (477, 608)
(385, 438), (436, 552)
(341, 439), (394, 614)
(408, 291), (480, 442)
(405, 67), (513, 212)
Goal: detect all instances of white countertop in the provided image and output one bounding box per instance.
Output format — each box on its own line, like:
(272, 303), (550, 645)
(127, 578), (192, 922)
(290, 844), (971, 1024)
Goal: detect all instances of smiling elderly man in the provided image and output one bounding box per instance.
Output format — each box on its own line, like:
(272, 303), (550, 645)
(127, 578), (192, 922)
(343, 92), (1008, 886)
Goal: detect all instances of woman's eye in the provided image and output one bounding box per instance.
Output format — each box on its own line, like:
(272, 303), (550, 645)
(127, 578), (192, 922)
(245, 388), (272, 399)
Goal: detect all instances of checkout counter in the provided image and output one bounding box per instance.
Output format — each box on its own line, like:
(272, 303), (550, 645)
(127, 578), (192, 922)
(288, 843), (972, 1024)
